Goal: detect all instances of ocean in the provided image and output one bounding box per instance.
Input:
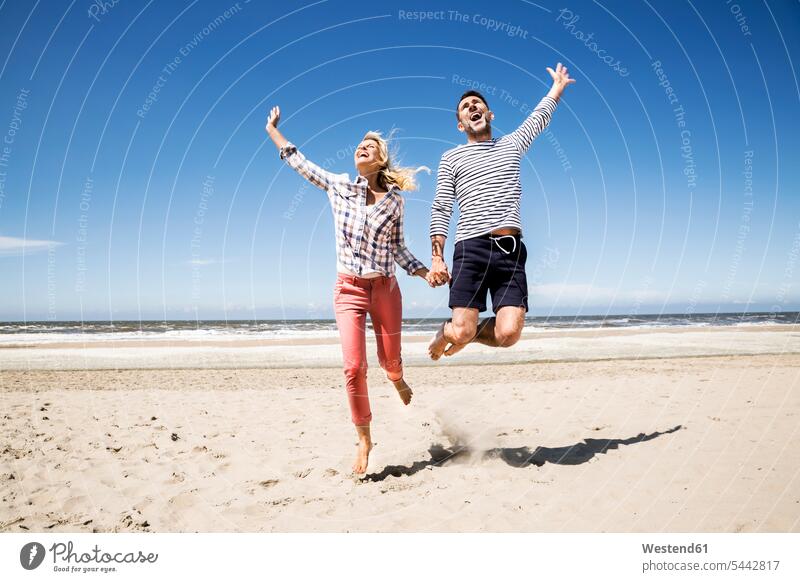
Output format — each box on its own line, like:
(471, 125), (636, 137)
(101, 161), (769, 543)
(0, 312), (797, 345)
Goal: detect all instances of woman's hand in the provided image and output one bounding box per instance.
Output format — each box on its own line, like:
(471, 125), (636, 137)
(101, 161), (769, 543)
(414, 267), (430, 283)
(265, 106), (288, 150)
(266, 106), (280, 131)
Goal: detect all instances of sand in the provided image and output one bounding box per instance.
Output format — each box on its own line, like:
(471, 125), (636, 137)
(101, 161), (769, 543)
(1, 325), (799, 532)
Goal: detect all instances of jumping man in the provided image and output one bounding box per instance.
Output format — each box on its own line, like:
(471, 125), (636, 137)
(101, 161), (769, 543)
(427, 63), (575, 358)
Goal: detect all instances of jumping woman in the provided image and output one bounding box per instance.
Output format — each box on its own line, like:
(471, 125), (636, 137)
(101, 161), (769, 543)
(266, 106), (430, 474)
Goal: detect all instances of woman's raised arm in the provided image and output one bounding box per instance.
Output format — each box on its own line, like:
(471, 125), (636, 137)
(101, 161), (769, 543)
(265, 106), (288, 150)
(265, 105), (348, 192)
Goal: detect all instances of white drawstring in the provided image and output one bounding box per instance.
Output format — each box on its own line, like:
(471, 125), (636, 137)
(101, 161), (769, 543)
(490, 235), (517, 255)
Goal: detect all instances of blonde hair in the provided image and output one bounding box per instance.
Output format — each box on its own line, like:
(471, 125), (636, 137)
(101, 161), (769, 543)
(361, 130), (429, 191)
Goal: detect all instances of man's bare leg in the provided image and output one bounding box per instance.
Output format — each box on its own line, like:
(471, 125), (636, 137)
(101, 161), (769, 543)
(428, 307), (479, 360)
(476, 306), (526, 347)
(444, 305), (526, 355)
(443, 316), (490, 356)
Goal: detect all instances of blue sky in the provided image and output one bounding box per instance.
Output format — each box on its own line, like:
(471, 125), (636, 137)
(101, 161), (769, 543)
(0, 0), (798, 321)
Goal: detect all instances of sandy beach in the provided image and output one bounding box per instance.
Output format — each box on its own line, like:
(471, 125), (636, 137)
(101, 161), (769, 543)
(2, 325), (799, 532)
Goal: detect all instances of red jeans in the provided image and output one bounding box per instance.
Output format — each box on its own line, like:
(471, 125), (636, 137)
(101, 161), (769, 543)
(333, 273), (403, 426)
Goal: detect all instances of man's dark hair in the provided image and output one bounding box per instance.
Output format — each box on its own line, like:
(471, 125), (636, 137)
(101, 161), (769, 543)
(456, 90), (489, 119)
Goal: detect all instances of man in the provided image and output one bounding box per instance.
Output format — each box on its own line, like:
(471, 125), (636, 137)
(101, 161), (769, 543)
(427, 62), (575, 359)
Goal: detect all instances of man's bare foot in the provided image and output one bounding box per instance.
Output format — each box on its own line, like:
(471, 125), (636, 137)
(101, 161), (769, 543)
(353, 438), (373, 475)
(390, 377), (413, 405)
(444, 342), (467, 357)
(428, 321), (449, 360)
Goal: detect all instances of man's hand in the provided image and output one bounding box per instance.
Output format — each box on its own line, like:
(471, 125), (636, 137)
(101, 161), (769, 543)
(266, 105), (280, 131)
(429, 235), (450, 287)
(427, 255), (450, 287)
(546, 62), (576, 100)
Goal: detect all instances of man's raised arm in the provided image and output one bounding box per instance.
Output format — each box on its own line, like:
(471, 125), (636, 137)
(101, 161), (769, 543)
(506, 62), (575, 153)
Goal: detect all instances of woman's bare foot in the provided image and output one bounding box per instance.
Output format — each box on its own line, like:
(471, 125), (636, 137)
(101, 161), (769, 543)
(353, 439), (373, 475)
(353, 426), (373, 475)
(390, 377), (413, 405)
(428, 321), (449, 360)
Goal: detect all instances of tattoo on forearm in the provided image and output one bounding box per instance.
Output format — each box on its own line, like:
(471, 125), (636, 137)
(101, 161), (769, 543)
(432, 239), (443, 257)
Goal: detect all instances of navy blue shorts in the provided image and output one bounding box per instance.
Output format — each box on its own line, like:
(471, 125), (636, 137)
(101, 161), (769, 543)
(449, 233), (528, 314)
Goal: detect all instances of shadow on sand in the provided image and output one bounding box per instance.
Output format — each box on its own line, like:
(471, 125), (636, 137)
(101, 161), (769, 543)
(364, 425), (683, 482)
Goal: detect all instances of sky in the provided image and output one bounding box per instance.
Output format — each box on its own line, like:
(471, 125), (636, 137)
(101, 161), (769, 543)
(0, 0), (798, 321)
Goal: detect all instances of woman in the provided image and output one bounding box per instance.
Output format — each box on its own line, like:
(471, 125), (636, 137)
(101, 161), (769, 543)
(265, 106), (429, 475)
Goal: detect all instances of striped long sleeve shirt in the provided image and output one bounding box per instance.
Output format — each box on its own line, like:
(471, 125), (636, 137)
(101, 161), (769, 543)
(430, 95), (558, 243)
(280, 142), (425, 277)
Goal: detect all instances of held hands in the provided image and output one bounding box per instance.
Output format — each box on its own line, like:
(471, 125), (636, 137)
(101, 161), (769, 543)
(266, 106), (280, 131)
(414, 267), (443, 289)
(426, 256), (450, 288)
(546, 62), (576, 99)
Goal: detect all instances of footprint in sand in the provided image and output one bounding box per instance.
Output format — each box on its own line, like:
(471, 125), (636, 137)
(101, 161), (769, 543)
(170, 472), (186, 484)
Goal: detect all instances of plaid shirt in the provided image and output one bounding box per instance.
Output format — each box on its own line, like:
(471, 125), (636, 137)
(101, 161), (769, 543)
(280, 142), (425, 277)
